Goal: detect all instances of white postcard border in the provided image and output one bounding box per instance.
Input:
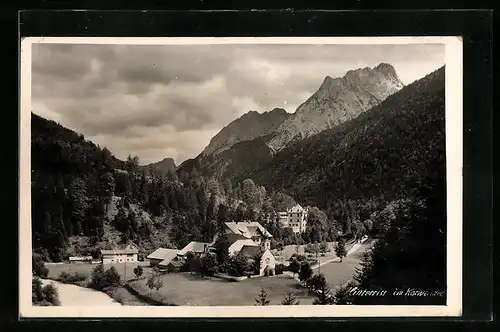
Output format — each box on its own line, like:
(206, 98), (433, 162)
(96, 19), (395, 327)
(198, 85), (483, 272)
(19, 36), (463, 318)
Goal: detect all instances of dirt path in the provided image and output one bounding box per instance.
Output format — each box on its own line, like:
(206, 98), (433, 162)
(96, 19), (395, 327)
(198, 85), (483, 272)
(40, 279), (122, 306)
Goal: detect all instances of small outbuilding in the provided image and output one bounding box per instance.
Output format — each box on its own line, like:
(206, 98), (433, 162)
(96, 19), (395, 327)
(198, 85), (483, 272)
(146, 248), (179, 267)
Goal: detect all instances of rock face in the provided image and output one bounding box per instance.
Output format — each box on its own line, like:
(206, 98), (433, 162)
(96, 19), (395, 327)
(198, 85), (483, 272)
(201, 108), (291, 157)
(267, 63), (404, 151)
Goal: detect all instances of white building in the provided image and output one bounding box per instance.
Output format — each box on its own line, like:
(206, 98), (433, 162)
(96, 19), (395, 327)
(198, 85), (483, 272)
(278, 204), (309, 233)
(100, 245), (138, 264)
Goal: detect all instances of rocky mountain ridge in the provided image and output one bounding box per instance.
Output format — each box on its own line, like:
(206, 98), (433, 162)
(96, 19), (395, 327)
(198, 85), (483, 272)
(201, 108), (291, 157)
(267, 63), (405, 151)
(177, 63), (405, 178)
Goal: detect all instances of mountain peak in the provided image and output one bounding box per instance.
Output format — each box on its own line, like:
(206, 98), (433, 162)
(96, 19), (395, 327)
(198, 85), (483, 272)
(267, 63), (405, 151)
(374, 62), (397, 74)
(200, 108), (291, 157)
(267, 107), (289, 115)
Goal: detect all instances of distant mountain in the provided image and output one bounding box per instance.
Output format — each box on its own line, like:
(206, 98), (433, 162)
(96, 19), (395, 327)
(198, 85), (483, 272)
(202, 108), (291, 157)
(267, 63), (404, 151)
(177, 63), (404, 179)
(141, 157), (176, 175)
(177, 108), (290, 179)
(243, 66), (445, 208)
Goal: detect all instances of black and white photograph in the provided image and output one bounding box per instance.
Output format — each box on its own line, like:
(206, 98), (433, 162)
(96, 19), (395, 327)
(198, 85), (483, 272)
(19, 37), (463, 318)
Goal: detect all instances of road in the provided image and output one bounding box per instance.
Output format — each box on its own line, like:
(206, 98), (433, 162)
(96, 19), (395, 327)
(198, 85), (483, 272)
(40, 279), (122, 306)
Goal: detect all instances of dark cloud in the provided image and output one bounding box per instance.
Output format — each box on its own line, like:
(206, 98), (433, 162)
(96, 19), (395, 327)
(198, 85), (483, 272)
(31, 42), (445, 164)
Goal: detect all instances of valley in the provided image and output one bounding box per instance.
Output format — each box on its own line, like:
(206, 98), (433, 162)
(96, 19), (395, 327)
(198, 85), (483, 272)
(30, 62), (446, 306)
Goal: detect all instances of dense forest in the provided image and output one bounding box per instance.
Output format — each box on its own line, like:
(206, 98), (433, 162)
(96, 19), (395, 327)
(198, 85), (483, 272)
(32, 114), (352, 261)
(342, 151), (447, 305)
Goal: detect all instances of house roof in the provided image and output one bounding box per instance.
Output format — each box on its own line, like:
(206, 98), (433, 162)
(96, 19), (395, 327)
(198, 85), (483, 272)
(229, 239), (259, 254)
(177, 241), (210, 256)
(288, 204), (306, 213)
(158, 256), (181, 267)
(101, 248), (139, 255)
(147, 248), (178, 261)
(165, 259), (185, 268)
(224, 221), (273, 239)
(238, 245), (263, 258)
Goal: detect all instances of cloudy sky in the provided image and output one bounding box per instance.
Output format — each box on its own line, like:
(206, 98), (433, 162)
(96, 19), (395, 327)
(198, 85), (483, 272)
(31, 42), (444, 165)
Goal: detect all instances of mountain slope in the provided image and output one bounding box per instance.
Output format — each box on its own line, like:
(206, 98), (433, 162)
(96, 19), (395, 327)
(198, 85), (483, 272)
(30, 113), (176, 260)
(31, 113), (127, 176)
(177, 108), (290, 179)
(267, 63), (404, 151)
(202, 108), (291, 157)
(243, 66), (445, 209)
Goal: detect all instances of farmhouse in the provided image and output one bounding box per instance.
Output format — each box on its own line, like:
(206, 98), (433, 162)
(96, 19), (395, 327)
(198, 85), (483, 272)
(221, 221), (273, 244)
(278, 204), (309, 233)
(228, 239), (260, 256)
(146, 248), (179, 267)
(100, 245), (139, 264)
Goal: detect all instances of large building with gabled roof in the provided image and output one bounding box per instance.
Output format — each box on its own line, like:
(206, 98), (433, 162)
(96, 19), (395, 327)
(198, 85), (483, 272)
(279, 204), (309, 233)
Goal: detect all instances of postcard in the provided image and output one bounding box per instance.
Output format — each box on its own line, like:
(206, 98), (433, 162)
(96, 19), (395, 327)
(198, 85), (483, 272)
(19, 36), (463, 318)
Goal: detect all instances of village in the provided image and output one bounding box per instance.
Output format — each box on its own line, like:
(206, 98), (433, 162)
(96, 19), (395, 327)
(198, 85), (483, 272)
(43, 204), (371, 306)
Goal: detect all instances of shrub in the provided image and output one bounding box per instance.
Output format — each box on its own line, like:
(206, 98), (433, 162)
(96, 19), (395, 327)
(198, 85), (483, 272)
(57, 271), (87, 284)
(32, 277), (60, 306)
(133, 265), (143, 279)
(42, 283), (60, 306)
(32, 253), (49, 278)
(89, 264), (106, 290)
(32, 277), (44, 303)
(226, 255), (249, 277)
(298, 262), (313, 284)
(275, 264), (285, 275)
(89, 264), (121, 290)
(103, 266), (121, 288)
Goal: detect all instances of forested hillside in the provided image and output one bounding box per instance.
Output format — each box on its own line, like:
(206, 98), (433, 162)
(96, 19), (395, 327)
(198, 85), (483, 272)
(31, 114), (321, 261)
(244, 66), (445, 214)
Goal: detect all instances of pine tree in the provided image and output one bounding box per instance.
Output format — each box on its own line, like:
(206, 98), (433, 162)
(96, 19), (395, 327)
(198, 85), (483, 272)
(334, 283), (355, 305)
(214, 231), (230, 269)
(335, 238), (347, 262)
(99, 172), (115, 213)
(313, 282), (335, 305)
(55, 205), (67, 241)
(67, 178), (88, 236)
(138, 173), (149, 208)
(255, 288), (270, 306)
(281, 292), (300, 305)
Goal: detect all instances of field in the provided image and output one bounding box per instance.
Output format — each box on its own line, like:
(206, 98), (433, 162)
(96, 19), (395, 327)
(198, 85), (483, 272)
(44, 241), (372, 306)
(130, 272), (315, 306)
(46, 261), (151, 283)
(128, 242), (372, 306)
